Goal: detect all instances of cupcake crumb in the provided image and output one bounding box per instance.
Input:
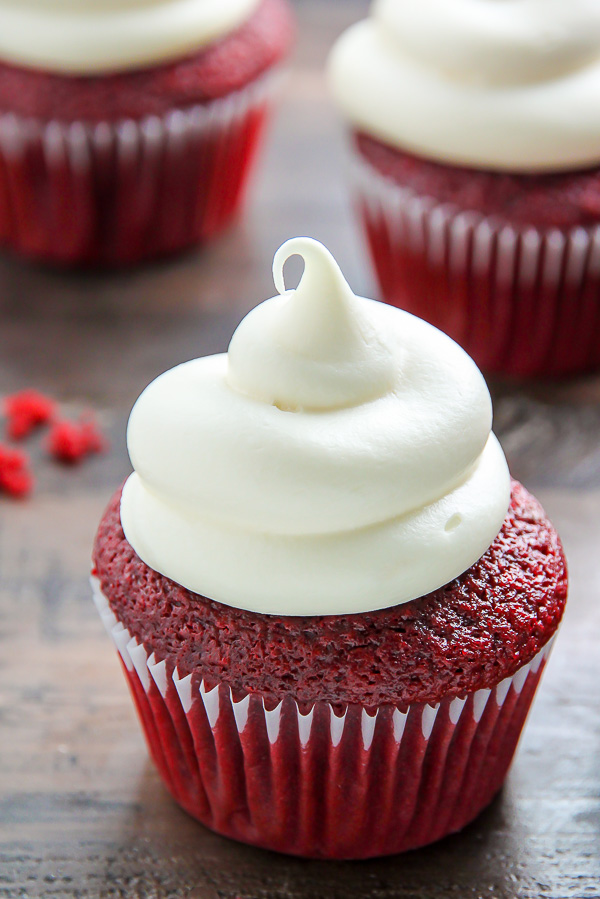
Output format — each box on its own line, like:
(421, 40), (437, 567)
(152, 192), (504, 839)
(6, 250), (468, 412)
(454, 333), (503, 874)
(0, 444), (33, 497)
(47, 415), (108, 465)
(4, 389), (56, 440)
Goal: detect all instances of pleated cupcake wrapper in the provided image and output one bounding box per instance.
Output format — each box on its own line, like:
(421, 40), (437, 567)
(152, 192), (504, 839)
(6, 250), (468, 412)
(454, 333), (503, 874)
(92, 575), (555, 859)
(0, 70), (279, 265)
(351, 147), (600, 377)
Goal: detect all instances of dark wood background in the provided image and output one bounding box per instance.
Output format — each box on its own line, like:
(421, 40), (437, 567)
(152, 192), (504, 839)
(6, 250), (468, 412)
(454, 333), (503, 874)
(1, 3), (599, 897)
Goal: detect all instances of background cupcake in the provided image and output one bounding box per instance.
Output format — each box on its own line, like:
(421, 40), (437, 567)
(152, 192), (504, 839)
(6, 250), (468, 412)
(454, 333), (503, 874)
(92, 238), (567, 859)
(0, 0), (294, 266)
(328, 0), (600, 378)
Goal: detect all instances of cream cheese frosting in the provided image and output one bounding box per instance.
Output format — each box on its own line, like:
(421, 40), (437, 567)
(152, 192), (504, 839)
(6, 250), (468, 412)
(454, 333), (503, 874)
(328, 0), (600, 173)
(120, 237), (511, 616)
(0, 0), (261, 75)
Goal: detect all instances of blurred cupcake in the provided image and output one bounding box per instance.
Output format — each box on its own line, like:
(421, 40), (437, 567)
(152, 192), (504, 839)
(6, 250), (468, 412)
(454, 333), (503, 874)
(329, 0), (600, 377)
(0, 0), (294, 266)
(92, 238), (567, 858)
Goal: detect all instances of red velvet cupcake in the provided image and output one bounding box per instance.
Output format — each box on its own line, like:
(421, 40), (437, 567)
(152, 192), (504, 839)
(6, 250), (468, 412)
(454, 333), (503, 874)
(0, 0), (294, 266)
(92, 238), (567, 858)
(329, 1), (600, 378)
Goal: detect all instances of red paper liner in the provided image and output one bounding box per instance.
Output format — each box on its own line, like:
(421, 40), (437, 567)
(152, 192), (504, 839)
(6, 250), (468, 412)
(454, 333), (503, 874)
(92, 576), (555, 859)
(351, 147), (600, 378)
(0, 71), (279, 266)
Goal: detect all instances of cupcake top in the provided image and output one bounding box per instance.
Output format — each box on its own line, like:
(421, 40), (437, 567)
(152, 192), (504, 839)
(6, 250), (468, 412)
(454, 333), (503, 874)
(120, 237), (510, 616)
(0, 0), (261, 75)
(96, 481), (566, 706)
(328, 0), (600, 173)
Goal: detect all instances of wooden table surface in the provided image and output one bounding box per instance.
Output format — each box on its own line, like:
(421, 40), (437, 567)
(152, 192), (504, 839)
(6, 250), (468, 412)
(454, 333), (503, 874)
(1, 3), (599, 897)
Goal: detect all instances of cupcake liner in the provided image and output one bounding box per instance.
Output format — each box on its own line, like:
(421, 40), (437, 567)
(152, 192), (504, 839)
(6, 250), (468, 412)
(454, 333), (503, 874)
(0, 71), (279, 266)
(91, 576), (555, 859)
(351, 148), (600, 378)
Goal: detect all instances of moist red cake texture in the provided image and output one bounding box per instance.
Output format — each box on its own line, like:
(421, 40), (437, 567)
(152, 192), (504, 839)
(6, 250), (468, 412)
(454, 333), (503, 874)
(357, 132), (600, 230)
(0, 0), (293, 122)
(93, 480), (566, 710)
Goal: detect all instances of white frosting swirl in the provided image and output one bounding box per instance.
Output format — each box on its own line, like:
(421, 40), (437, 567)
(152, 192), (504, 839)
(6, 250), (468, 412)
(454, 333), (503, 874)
(121, 237), (510, 616)
(328, 0), (600, 172)
(0, 0), (260, 75)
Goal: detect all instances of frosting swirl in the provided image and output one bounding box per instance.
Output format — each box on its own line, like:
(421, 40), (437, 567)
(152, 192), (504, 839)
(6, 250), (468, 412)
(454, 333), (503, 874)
(328, 0), (600, 172)
(120, 237), (510, 616)
(0, 0), (260, 75)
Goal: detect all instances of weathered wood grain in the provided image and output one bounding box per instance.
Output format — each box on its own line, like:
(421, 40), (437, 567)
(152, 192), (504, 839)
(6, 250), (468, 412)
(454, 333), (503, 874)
(1, 2), (599, 897)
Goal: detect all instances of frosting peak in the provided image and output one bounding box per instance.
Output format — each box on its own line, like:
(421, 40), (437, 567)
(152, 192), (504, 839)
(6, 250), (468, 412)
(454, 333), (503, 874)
(120, 239), (510, 616)
(228, 237), (396, 411)
(329, 0), (600, 172)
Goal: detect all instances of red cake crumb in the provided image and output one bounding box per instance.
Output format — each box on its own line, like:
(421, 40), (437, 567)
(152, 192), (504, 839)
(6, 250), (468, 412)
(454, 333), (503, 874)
(47, 416), (107, 464)
(0, 0), (294, 122)
(4, 389), (56, 440)
(79, 417), (108, 455)
(93, 481), (567, 710)
(47, 420), (87, 464)
(0, 444), (33, 497)
(356, 132), (600, 230)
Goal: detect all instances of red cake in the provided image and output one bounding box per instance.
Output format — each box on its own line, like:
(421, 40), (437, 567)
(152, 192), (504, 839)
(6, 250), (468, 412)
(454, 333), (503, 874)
(92, 479), (566, 858)
(0, 0), (294, 265)
(357, 134), (600, 231)
(353, 132), (600, 379)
